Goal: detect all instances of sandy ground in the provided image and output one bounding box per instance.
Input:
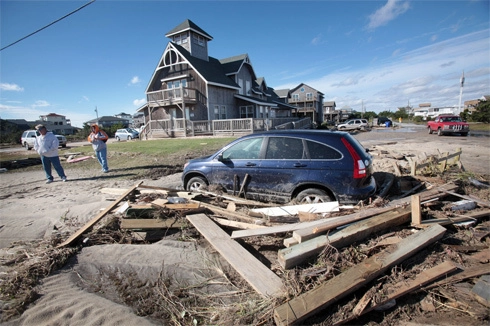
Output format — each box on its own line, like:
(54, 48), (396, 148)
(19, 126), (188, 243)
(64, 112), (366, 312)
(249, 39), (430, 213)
(0, 125), (489, 325)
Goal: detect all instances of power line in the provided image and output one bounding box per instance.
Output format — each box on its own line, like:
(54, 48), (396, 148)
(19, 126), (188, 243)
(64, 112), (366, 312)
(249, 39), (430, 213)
(0, 0), (96, 52)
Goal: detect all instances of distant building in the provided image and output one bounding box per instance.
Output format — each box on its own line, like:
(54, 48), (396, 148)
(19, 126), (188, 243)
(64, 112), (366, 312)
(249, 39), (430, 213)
(8, 113), (76, 135)
(85, 116), (129, 128)
(288, 83), (324, 125)
(323, 101), (338, 123)
(464, 95), (490, 113)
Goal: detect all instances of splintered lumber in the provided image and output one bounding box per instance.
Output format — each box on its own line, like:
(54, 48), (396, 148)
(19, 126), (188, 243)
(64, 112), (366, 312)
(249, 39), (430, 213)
(420, 208), (490, 226)
(443, 190), (490, 208)
(211, 217), (266, 230)
(190, 199), (258, 224)
(278, 206), (411, 269)
(58, 181), (143, 247)
(292, 205), (398, 243)
(186, 213), (284, 298)
(120, 218), (183, 230)
(411, 195), (422, 225)
(333, 260), (458, 325)
(231, 218), (332, 239)
(249, 202), (340, 218)
(424, 263), (490, 290)
(273, 224), (447, 326)
(151, 199), (200, 210)
(291, 183), (457, 244)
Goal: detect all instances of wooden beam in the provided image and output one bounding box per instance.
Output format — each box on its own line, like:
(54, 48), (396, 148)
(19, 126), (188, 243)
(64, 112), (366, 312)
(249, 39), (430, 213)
(58, 181), (143, 247)
(278, 206), (412, 269)
(190, 199), (258, 224)
(273, 224), (447, 326)
(443, 190), (490, 208)
(186, 214), (284, 298)
(120, 218), (183, 230)
(231, 218), (332, 239)
(333, 261), (458, 325)
(411, 195), (422, 225)
(291, 182), (458, 244)
(211, 217), (266, 230)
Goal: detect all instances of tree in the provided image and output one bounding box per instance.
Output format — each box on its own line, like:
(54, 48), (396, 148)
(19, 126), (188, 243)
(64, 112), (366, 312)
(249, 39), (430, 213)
(470, 100), (490, 123)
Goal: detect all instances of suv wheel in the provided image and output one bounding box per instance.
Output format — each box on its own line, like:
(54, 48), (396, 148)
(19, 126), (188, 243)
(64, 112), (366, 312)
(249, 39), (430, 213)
(186, 176), (208, 192)
(128, 136), (132, 140)
(116, 136), (120, 141)
(24, 143), (31, 150)
(295, 188), (333, 204)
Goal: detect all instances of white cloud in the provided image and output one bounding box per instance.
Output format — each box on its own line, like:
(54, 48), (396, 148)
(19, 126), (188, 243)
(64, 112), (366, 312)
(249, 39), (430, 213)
(367, 0), (411, 30)
(130, 76), (141, 85)
(0, 83), (24, 92)
(311, 34), (322, 45)
(33, 100), (50, 108)
(133, 98), (146, 106)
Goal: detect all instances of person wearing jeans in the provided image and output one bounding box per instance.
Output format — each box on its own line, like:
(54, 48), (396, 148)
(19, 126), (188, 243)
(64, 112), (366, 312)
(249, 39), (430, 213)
(88, 124), (109, 172)
(33, 124), (67, 183)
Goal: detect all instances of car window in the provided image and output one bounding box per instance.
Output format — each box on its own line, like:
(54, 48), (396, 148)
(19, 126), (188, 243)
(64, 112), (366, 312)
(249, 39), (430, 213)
(306, 140), (342, 160)
(265, 137), (304, 160)
(222, 137), (263, 160)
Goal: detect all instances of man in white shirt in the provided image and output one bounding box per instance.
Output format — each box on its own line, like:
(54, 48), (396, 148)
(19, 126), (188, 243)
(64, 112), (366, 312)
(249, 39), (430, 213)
(34, 124), (67, 183)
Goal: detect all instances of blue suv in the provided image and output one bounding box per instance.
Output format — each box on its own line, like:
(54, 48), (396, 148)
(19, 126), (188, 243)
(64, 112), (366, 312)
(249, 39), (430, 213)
(182, 130), (376, 204)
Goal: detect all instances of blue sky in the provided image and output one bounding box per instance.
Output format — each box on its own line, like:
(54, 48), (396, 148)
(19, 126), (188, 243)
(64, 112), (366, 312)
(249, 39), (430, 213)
(1, 0), (489, 128)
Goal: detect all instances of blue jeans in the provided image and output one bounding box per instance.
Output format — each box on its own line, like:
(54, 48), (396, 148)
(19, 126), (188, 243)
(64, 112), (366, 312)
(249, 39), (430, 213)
(40, 156), (66, 181)
(96, 148), (109, 171)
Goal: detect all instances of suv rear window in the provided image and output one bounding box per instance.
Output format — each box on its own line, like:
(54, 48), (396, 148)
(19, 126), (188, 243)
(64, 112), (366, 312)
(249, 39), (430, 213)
(307, 140), (342, 159)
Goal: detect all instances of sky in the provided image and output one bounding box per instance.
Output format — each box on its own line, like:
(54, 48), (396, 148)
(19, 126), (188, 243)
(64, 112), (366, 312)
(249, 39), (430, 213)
(1, 0), (489, 128)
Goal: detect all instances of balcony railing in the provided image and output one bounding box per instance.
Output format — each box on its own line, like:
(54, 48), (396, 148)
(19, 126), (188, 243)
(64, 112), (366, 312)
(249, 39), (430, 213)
(146, 87), (204, 107)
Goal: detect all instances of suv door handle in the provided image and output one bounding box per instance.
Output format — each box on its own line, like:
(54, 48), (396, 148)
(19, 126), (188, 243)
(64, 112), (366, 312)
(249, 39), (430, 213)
(294, 163), (307, 167)
(245, 162), (257, 167)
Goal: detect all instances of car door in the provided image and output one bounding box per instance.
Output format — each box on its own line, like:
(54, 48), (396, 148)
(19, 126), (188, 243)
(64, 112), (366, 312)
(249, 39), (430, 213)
(206, 137), (265, 195)
(254, 136), (308, 200)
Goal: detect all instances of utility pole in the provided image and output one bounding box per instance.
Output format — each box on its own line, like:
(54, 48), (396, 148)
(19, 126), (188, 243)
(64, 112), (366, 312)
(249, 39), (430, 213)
(458, 71), (464, 115)
(95, 106), (99, 124)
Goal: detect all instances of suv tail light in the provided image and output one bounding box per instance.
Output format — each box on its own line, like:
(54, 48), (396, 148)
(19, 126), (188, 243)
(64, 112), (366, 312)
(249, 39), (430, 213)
(341, 137), (367, 179)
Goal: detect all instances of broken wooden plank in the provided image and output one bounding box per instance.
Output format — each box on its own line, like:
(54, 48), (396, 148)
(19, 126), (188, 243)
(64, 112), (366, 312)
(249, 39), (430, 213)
(186, 214), (284, 298)
(231, 218), (332, 239)
(120, 218), (182, 230)
(443, 190), (490, 208)
(211, 217), (266, 230)
(293, 183), (457, 243)
(334, 261), (458, 325)
(424, 263), (490, 290)
(273, 224), (447, 326)
(151, 200), (200, 210)
(249, 202), (341, 218)
(278, 206), (412, 269)
(293, 205), (398, 243)
(58, 181), (143, 247)
(420, 208), (490, 226)
(190, 199), (258, 224)
(411, 195), (422, 225)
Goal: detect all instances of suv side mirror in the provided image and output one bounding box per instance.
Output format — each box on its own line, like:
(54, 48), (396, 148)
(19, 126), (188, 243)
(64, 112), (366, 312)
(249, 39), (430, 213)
(217, 153), (224, 161)
(31, 135), (37, 138)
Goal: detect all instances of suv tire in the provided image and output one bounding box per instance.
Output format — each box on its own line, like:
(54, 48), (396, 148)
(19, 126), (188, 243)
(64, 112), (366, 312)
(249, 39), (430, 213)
(25, 143), (31, 150)
(186, 176), (208, 192)
(295, 188), (333, 204)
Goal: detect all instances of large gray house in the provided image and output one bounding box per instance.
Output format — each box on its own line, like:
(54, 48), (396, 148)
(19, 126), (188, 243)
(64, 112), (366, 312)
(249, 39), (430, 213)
(138, 19), (301, 138)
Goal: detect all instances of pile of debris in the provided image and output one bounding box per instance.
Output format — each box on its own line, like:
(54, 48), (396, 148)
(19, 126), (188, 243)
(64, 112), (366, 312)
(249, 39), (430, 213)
(51, 169), (490, 325)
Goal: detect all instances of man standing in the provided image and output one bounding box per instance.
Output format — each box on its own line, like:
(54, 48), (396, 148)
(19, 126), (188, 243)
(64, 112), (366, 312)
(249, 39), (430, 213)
(34, 124), (67, 183)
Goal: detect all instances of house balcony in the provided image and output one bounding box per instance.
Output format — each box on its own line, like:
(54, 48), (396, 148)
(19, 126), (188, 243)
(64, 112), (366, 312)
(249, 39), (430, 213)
(146, 87), (204, 108)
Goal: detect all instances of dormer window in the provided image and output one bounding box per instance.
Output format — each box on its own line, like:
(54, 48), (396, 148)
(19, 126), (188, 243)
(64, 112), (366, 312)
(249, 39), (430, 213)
(192, 34), (205, 46)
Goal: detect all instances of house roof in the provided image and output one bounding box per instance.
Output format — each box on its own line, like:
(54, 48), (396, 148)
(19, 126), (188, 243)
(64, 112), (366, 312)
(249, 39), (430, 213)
(290, 83), (324, 96)
(324, 101), (336, 107)
(234, 94), (274, 107)
(165, 19), (213, 40)
(274, 89), (290, 98)
(171, 43), (239, 89)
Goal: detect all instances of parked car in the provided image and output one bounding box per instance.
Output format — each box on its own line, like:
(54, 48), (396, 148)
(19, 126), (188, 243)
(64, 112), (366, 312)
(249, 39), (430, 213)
(21, 130), (67, 150)
(427, 115), (469, 136)
(182, 130), (376, 205)
(336, 119), (369, 131)
(115, 128), (139, 141)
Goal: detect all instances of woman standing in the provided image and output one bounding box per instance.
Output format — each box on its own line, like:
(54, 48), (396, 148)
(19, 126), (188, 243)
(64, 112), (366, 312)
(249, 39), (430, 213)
(88, 124), (109, 173)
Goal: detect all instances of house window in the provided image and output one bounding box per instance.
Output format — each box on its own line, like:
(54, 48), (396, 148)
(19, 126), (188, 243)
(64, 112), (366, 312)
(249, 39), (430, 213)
(300, 87), (305, 92)
(214, 105), (226, 119)
(306, 93), (313, 100)
(240, 106), (254, 118)
(292, 94), (299, 101)
(192, 34), (205, 46)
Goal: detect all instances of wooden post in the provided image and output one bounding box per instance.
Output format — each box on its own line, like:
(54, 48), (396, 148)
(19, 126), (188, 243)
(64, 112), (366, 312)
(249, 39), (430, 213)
(411, 195), (422, 225)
